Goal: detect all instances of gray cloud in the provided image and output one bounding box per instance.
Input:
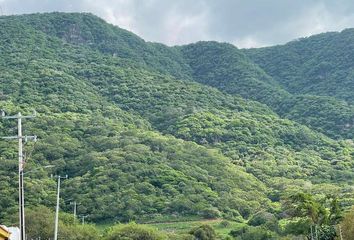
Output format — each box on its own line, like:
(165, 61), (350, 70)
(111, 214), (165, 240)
(1, 0), (354, 48)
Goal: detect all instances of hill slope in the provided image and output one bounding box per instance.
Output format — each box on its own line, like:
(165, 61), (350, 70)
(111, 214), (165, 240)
(245, 29), (354, 103)
(244, 30), (354, 138)
(0, 13), (354, 227)
(170, 38), (354, 139)
(0, 15), (268, 222)
(178, 41), (289, 107)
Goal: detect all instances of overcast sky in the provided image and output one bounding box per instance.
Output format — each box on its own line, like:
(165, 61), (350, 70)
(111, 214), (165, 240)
(1, 0), (354, 48)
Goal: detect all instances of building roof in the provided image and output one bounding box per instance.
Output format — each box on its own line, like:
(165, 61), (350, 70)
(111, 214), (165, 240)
(0, 225), (11, 238)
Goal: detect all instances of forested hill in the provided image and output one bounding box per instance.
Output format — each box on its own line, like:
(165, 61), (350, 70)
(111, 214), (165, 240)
(244, 29), (354, 103)
(175, 36), (354, 140)
(0, 13), (269, 223)
(244, 30), (354, 139)
(1, 12), (354, 231)
(7, 12), (193, 80)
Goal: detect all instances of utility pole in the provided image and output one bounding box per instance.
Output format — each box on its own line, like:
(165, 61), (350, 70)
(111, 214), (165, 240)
(70, 201), (78, 222)
(1, 110), (37, 240)
(79, 215), (88, 225)
(54, 175), (67, 240)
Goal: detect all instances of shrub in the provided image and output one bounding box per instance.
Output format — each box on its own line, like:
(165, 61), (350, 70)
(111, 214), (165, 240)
(248, 211), (276, 226)
(201, 208), (221, 219)
(219, 220), (231, 228)
(229, 226), (277, 240)
(105, 223), (167, 240)
(189, 224), (217, 240)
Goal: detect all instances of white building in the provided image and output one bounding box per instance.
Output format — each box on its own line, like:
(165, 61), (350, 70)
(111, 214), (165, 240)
(7, 227), (19, 240)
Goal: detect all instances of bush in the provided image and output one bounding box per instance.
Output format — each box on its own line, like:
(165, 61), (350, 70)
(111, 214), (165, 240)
(219, 220), (231, 228)
(229, 227), (246, 237)
(105, 223), (167, 240)
(229, 226), (277, 240)
(248, 211), (276, 226)
(283, 219), (311, 236)
(248, 211), (279, 232)
(201, 208), (221, 219)
(189, 224), (217, 240)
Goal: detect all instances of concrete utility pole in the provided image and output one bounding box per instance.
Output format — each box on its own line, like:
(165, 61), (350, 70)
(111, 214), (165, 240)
(79, 215), (88, 225)
(70, 201), (78, 222)
(54, 175), (67, 240)
(1, 110), (37, 240)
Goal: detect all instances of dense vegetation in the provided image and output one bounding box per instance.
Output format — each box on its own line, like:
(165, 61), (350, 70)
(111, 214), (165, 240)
(0, 13), (269, 224)
(245, 30), (354, 103)
(0, 12), (354, 239)
(244, 32), (354, 139)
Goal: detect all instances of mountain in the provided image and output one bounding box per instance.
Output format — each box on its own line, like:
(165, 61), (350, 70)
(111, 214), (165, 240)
(165, 36), (354, 139)
(0, 13), (268, 223)
(245, 29), (354, 103)
(244, 31), (354, 139)
(9, 12), (193, 80)
(0, 12), (354, 232)
(179, 41), (290, 107)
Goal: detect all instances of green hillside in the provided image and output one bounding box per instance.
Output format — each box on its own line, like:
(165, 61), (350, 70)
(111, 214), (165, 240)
(244, 30), (354, 139)
(0, 15), (269, 223)
(245, 29), (354, 103)
(0, 12), (354, 239)
(174, 38), (354, 139)
(11, 12), (193, 80)
(179, 41), (290, 107)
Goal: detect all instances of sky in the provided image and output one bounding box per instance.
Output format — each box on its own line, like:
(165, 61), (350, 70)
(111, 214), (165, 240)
(1, 0), (354, 48)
